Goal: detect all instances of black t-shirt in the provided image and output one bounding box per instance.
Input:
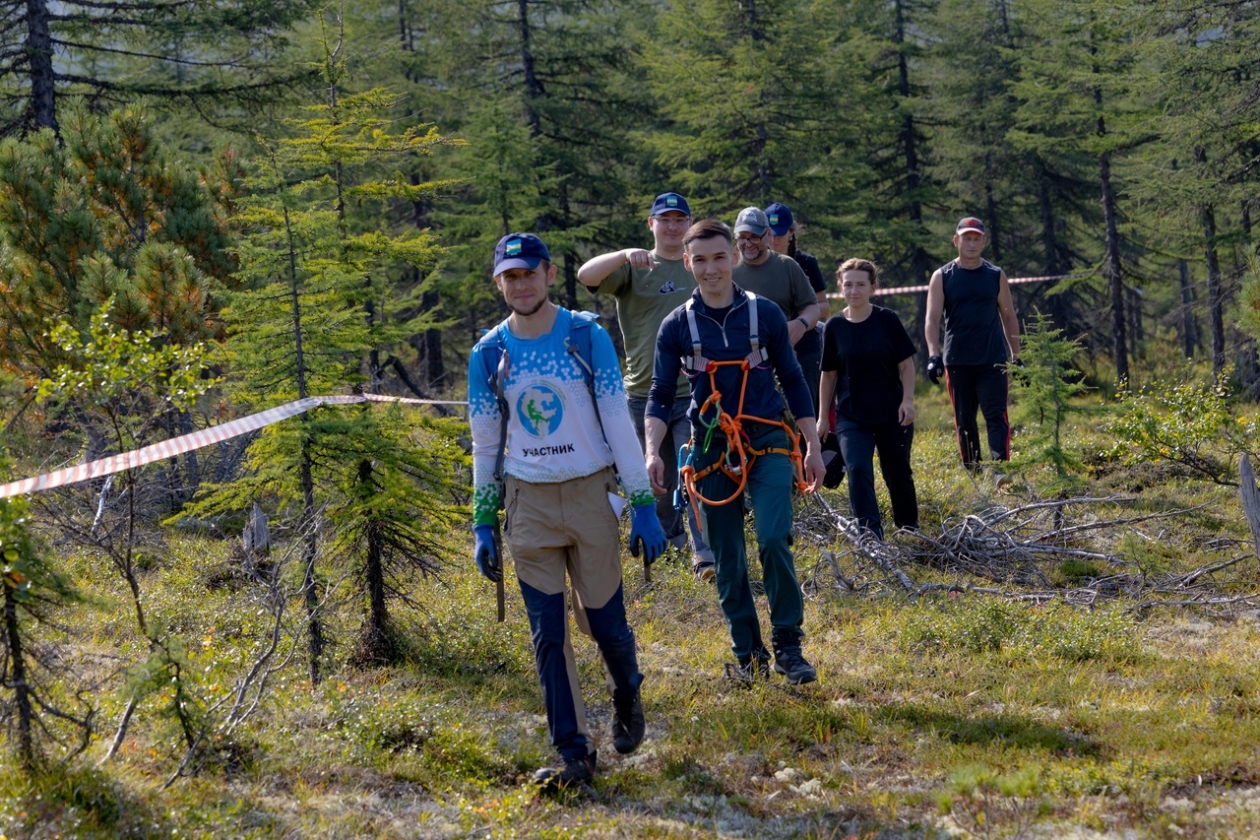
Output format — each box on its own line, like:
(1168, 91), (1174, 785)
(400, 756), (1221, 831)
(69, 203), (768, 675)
(794, 249), (826, 295)
(821, 305), (917, 426)
(792, 249), (825, 356)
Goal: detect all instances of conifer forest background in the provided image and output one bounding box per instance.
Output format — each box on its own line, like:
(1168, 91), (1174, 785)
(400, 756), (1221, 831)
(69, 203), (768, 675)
(4, 2), (1260, 837)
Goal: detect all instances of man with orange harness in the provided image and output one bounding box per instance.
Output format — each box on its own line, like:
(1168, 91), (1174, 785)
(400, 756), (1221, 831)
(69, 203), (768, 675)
(644, 219), (825, 684)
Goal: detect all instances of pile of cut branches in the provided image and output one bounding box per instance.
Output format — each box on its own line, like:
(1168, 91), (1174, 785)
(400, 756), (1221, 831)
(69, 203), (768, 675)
(797, 494), (1260, 613)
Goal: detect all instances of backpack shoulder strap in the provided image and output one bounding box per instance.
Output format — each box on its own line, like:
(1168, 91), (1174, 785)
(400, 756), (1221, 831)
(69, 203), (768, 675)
(565, 311), (608, 445)
(481, 324), (511, 496)
(683, 298), (707, 372)
(682, 292), (770, 370)
(744, 290), (768, 366)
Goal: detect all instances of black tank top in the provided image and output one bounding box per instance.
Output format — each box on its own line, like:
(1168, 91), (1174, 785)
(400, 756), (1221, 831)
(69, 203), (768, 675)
(941, 259), (1008, 366)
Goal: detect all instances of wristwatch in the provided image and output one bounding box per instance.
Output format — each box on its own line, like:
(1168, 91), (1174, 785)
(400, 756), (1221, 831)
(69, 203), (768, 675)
(796, 317), (809, 328)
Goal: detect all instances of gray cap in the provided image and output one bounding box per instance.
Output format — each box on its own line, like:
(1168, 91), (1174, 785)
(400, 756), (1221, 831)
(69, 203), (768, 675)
(734, 206), (769, 236)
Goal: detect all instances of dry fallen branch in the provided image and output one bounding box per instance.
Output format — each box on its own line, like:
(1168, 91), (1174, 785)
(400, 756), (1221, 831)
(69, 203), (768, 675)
(796, 492), (1257, 611)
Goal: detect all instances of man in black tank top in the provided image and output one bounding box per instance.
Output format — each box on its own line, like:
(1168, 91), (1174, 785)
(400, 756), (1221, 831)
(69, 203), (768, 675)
(924, 217), (1021, 468)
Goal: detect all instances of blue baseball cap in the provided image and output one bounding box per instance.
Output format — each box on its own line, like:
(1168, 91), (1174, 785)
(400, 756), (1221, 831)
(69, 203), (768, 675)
(650, 192), (691, 217)
(493, 233), (550, 276)
(764, 203), (794, 236)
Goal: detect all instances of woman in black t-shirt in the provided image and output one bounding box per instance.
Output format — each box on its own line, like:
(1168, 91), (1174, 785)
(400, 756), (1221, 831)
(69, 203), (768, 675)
(817, 259), (918, 539)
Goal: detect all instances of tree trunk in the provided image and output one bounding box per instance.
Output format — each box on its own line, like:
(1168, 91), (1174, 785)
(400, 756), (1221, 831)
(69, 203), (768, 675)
(358, 458), (390, 663)
(559, 182), (577, 309)
(1100, 151), (1128, 384)
(1237, 199), (1258, 399)
(398, 0), (414, 53)
(1179, 260), (1197, 359)
(1201, 205), (1225, 378)
(1036, 156), (1074, 331)
(1195, 148), (1225, 378)
(24, 0), (57, 134)
(985, 173), (1001, 263)
(3, 586), (35, 771)
(422, 286), (445, 388)
(1127, 287), (1143, 360)
(284, 204), (323, 685)
(408, 175), (444, 389)
(894, 0), (931, 365)
(299, 446), (323, 686)
(516, 0), (542, 136)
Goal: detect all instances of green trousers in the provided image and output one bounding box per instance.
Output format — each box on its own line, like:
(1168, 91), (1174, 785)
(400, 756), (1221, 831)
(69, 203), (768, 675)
(694, 424), (805, 659)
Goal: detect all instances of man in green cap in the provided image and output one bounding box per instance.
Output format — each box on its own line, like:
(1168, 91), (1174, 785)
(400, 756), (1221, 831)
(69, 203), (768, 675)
(578, 192), (716, 581)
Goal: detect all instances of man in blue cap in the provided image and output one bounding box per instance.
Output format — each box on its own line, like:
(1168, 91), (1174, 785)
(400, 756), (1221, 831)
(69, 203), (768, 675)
(764, 202), (829, 319)
(578, 192), (717, 581)
(469, 233), (667, 790)
(764, 202), (830, 413)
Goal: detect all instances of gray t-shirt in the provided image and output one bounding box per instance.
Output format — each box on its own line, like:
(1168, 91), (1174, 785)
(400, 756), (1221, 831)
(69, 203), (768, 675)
(596, 255), (695, 398)
(732, 252), (819, 354)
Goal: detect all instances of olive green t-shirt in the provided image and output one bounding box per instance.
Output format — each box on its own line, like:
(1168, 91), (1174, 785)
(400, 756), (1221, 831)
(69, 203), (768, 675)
(732, 251), (816, 323)
(597, 254), (695, 399)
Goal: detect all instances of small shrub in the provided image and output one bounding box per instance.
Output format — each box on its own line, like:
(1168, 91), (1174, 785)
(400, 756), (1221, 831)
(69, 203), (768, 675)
(1104, 372), (1260, 486)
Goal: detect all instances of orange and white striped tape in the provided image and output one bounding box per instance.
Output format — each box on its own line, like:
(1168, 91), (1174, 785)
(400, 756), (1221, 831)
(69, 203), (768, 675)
(826, 271), (1086, 299)
(0, 394), (466, 500)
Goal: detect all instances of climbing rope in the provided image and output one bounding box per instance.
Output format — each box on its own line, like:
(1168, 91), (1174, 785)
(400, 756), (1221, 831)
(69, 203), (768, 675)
(678, 358), (808, 534)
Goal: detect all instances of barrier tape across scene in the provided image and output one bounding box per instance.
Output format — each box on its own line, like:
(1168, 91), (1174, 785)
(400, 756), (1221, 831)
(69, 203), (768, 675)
(0, 394), (467, 501)
(2, 272), (1087, 501)
(828, 271), (1087, 299)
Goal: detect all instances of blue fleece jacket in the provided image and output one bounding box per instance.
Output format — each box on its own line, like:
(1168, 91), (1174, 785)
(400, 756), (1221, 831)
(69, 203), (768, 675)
(646, 286), (815, 428)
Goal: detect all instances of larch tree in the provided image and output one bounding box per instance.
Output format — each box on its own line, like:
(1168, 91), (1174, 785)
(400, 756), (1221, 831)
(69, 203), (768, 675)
(191, 13), (464, 678)
(0, 0), (320, 136)
(1011, 0), (1156, 385)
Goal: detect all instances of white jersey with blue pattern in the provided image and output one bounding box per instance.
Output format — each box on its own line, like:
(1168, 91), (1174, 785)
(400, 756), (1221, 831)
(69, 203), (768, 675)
(468, 307), (654, 526)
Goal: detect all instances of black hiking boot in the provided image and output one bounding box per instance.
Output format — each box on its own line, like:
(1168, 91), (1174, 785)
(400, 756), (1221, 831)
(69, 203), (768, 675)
(611, 688), (645, 755)
(723, 645), (771, 685)
(533, 750), (596, 791)
(772, 631), (817, 685)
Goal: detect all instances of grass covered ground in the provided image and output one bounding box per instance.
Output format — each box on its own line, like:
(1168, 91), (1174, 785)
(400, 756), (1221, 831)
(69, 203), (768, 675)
(5, 389), (1260, 839)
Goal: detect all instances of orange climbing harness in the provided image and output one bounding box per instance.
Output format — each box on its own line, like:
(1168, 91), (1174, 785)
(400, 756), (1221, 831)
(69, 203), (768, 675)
(675, 292), (808, 534)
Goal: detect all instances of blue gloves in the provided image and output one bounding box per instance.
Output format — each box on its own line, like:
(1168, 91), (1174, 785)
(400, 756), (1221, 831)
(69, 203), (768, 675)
(628, 504), (667, 565)
(473, 524), (502, 582)
(926, 355), (944, 385)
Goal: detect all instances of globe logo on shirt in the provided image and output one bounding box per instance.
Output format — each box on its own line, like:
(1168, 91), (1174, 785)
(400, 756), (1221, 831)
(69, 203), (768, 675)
(517, 384), (564, 437)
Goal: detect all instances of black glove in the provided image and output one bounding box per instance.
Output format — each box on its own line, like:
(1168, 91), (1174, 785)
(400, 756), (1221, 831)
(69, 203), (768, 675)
(1009, 356), (1028, 384)
(926, 355), (944, 385)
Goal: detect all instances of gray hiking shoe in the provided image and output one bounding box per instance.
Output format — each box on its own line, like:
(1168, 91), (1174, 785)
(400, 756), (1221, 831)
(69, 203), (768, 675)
(772, 631), (817, 685)
(724, 645), (771, 685)
(533, 750), (596, 791)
